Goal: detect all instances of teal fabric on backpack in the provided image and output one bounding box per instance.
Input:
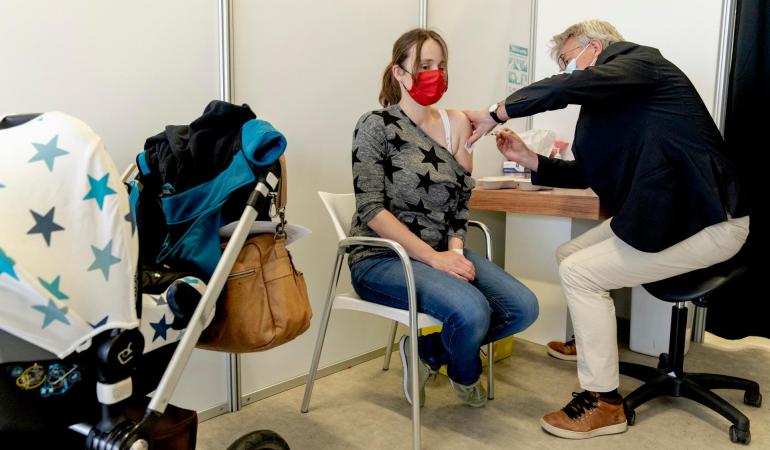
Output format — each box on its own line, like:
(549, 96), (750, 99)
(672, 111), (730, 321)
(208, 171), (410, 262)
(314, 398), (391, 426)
(155, 120), (286, 276)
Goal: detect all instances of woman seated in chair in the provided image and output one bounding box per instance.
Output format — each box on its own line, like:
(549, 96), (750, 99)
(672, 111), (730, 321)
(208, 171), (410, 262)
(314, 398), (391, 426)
(348, 28), (539, 407)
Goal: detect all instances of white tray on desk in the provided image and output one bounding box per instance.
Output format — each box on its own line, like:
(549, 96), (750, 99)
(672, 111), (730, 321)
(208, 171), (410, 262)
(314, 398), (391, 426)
(476, 175), (551, 191)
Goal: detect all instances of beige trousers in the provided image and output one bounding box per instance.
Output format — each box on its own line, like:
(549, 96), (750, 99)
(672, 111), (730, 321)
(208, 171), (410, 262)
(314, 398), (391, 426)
(556, 215), (750, 392)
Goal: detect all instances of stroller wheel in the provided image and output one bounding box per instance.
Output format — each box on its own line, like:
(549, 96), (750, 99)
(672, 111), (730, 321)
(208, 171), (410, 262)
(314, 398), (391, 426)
(227, 430), (290, 450)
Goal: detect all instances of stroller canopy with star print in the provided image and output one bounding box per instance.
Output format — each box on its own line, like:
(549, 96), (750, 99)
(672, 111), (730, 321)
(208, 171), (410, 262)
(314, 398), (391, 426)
(0, 111), (138, 359)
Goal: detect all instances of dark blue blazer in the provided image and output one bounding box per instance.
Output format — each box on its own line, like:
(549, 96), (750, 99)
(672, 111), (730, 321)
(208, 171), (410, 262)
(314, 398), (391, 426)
(505, 42), (748, 252)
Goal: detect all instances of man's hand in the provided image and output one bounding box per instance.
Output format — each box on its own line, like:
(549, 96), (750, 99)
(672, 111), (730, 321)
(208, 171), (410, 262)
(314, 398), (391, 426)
(427, 251), (476, 282)
(495, 128), (540, 171)
(463, 109), (497, 148)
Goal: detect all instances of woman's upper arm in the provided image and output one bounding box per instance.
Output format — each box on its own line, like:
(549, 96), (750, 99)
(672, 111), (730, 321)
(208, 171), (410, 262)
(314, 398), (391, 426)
(353, 113), (389, 223)
(448, 109), (473, 172)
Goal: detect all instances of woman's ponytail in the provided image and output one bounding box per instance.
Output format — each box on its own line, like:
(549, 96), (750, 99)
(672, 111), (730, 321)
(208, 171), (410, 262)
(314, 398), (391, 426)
(379, 65), (401, 107)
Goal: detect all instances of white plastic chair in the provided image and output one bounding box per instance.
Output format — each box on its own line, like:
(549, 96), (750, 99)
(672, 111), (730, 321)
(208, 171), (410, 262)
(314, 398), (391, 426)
(301, 192), (496, 450)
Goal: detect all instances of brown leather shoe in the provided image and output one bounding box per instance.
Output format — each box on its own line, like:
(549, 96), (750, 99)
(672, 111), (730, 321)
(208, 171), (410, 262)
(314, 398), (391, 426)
(546, 338), (577, 361)
(540, 391), (627, 439)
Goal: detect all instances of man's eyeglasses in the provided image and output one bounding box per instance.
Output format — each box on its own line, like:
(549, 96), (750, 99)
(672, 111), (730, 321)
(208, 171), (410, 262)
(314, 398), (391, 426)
(558, 46), (584, 71)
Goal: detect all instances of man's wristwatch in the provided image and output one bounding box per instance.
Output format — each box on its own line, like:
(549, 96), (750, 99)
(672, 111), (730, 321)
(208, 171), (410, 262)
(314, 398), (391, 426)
(489, 102), (506, 124)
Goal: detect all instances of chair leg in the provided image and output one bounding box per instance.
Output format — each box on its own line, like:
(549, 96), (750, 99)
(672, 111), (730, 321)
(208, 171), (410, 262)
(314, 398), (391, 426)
(680, 377), (751, 432)
(383, 320), (399, 371)
(408, 325), (421, 450)
(620, 361), (666, 383)
(687, 373), (760, 395)
(487, 342), (494, 400)
(301, 252), (345, 413)
(623, 374), (675, 413)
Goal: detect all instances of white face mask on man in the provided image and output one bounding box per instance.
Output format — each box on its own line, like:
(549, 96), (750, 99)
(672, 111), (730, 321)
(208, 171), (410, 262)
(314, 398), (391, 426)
(564, 46), (590, 74)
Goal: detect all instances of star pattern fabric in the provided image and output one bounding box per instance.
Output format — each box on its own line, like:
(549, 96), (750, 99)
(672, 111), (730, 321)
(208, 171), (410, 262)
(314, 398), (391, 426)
(415, 171), (434, 193)
(32, 299), (70, 329)
(348, 105), (474, 266)
(419, 146), (445, 171)
(125, 210), (136, 235)
(83, 174), (117, 210)
(28, 207), (65, 246)
(88, 241), (122, 281)
(139, 276), (206, 353)
(388, 132), (409, 151)
(376, 156), (403, 184)
(353, 175), (365, 195)
(0, 111), (139, 358)
(372, 110), (403, 130)
(404, 216), (427, 237)
(150, 315), (172, 342)
(89, 316), (109, 329)
(0, 248), (19, 280)
(405, 198), (431, 216)
(29, 135), (69, 172)
(38, 275), (69, 300)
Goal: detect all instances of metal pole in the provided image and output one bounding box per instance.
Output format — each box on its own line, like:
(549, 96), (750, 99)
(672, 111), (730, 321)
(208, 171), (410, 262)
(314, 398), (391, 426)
(713, 0), (737, 136)
(219, 0), (233, 103)
(693, 305), (708, 343)
(218, 0), (240, 413)
(693, 0), (737, 343)
(526, 0), (538, 131)
(418, 0), (428, 29)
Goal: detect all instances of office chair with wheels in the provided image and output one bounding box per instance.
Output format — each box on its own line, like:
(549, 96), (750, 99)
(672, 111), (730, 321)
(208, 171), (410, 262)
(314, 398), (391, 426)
(620, 252), (762, 445)
(300, 192), (497, 450)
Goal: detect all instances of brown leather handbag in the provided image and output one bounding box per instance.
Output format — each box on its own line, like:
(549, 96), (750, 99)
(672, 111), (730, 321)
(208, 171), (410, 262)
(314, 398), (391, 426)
(197, 157), (312, 352)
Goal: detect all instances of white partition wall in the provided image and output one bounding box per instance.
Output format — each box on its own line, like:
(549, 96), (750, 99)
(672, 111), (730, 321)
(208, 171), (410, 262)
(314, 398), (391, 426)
(0, 0), (229, 417)
(427, 0), (532, 178)
(230, 0), (419, 399)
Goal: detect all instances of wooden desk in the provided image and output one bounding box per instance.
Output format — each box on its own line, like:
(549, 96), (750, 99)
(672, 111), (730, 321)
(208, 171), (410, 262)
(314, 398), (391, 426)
(470, 187), (609, 220)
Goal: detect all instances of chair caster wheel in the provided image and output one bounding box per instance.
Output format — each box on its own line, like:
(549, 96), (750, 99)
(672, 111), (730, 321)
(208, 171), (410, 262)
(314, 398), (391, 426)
(744, 391), (762, 407)
(657, 354), (668, 370)
(625, 409), (636, 426)
(729, 426), (750, 445)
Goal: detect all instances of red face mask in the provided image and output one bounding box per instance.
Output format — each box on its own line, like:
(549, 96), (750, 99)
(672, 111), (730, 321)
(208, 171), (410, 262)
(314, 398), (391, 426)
(400, 68), (448, 106)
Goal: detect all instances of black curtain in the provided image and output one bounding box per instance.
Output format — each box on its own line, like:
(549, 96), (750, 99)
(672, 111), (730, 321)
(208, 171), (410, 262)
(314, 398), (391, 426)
(707, 0), (770, 339)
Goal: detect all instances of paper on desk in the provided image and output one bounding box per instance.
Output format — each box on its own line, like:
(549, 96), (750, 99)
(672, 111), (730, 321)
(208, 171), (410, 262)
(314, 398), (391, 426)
(475, 175), (552, 191)
(513, 176), (552, 191)
(219, 221), (312, 246)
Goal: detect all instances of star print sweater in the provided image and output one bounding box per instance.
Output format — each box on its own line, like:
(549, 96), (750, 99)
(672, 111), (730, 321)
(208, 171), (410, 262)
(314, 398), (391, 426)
(348, 105), (474, 267)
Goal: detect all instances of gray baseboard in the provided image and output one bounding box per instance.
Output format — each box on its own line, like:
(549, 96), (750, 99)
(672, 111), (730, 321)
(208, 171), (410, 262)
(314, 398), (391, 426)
(196, 346), (391, 422)
(197, 402), (229, 422)
(240, 346), (388, 407)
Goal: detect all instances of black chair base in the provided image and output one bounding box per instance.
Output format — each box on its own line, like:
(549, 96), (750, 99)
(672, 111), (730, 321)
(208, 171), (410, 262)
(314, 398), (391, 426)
(621, 359), (761, 444)
(620, 251), (762, 445)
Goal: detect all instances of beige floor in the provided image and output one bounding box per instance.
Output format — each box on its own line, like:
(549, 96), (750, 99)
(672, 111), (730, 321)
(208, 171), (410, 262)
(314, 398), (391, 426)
(197, 334), (769, 450)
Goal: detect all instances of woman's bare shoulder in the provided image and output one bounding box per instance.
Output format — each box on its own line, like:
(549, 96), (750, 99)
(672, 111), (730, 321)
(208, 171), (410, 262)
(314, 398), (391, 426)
(446, 109), (471, 131)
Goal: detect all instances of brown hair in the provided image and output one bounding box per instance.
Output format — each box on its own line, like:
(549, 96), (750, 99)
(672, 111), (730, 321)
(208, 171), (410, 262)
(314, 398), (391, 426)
(379, 28), (449, 107)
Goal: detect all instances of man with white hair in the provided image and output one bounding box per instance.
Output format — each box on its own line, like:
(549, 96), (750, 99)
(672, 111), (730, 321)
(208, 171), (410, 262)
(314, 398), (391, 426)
(466, 20), (749, 439)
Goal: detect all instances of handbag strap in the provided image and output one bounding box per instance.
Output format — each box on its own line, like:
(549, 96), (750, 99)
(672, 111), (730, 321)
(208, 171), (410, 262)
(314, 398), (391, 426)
(274, 155), (287, 239)
(277, 155), (287, 209)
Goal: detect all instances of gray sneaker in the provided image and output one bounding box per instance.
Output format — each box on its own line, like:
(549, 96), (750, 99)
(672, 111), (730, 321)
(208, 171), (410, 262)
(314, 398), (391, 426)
(399, 335), (436, 406)
(449, 378), (488, 408)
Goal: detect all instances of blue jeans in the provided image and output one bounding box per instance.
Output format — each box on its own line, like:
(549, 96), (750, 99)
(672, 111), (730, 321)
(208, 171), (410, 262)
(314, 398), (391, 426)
(350, 249), (538, 385)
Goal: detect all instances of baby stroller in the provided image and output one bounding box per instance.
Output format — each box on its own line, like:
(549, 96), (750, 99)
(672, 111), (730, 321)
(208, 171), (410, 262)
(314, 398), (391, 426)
(0, 102), (292, 449)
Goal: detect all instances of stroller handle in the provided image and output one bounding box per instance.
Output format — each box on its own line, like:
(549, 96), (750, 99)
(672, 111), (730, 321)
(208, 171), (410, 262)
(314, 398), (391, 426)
(146, 165), (280, 414)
